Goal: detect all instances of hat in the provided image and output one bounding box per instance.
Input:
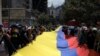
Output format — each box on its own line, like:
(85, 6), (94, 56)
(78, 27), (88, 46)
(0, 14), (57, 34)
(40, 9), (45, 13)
(28, 26), (32, 29)
(82, 26), (88, 30)
(10, 24), (19, 28)
(92, 27), (97, 31)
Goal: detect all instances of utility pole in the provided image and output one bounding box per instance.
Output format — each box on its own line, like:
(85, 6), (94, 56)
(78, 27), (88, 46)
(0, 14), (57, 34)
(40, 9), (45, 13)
(0, 0), (2, 25)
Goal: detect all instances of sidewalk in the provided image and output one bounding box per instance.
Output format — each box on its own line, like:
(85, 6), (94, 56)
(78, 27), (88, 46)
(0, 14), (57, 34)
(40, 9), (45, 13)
(0, 45), (5, 52)
(0, 45), (8, 56)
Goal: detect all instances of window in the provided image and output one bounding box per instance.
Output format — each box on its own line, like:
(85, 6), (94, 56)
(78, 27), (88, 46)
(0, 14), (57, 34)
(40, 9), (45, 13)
(2, 0), (8, 8)
(2, 0), (12, 8)
(2, 10), (9, 17)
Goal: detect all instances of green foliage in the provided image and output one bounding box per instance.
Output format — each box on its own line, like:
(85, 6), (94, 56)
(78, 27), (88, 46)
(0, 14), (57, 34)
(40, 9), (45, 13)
(63, 0), (100, 23)
(38, 13), (50, 25)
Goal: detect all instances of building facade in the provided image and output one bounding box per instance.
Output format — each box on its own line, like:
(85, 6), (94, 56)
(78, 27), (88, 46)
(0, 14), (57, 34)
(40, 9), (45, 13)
(0, 0), (2, 25)
(1, 0), (47, 27)
(2, 0), (32, 27)
(48, 5), (63, 18)
(2, 0), (26, 27)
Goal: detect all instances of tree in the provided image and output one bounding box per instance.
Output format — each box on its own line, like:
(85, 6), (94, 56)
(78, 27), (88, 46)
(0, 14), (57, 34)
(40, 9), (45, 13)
(63, 0), (100, 23)
(38, 13), (50, 25)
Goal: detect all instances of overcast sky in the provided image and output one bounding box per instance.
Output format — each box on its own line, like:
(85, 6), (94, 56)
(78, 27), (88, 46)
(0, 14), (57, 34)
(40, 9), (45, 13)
(48, 0), (65, 7)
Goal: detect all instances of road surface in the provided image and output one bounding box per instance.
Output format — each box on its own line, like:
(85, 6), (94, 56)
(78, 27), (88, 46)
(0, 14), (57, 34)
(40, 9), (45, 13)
(0, 45), (8, 56)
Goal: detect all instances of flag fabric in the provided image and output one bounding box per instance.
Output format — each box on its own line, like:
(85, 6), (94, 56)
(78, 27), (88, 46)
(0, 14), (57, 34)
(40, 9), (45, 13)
(12, 31), (61, 56)
(12, 26), (99, 56)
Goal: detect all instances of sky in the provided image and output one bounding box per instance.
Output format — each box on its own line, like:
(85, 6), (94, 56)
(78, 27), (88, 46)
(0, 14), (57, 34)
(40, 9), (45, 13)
(48, 0), (65, 7)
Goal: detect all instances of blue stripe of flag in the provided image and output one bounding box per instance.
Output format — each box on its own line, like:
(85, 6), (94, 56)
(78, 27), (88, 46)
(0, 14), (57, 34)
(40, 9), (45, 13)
(57, 28), (78, 56)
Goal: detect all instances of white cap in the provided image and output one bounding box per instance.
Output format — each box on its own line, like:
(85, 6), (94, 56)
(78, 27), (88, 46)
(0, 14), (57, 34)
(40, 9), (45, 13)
(28, 26), (32, 29)
(82, 26), (88, 30)
(71, 19), (76, 21)
(69, 26), (75, 29)
(92, 27), (97, 31)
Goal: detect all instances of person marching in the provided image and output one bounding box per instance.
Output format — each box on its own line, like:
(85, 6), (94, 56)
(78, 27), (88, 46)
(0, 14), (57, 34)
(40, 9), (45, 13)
(0, 25), (16, 56)
(10, 25), (21, 50)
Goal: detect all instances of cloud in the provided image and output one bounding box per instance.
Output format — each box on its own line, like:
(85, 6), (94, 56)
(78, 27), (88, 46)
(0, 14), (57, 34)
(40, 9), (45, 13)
(48, 0), (65, 7)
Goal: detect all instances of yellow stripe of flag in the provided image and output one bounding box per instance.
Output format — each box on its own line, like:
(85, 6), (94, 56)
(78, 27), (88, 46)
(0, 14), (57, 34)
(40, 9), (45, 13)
(12, 31), (61, 56)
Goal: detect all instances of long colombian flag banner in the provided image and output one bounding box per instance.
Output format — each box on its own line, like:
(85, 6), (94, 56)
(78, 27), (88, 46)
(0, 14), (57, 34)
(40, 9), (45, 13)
(12, 26), (99, 56)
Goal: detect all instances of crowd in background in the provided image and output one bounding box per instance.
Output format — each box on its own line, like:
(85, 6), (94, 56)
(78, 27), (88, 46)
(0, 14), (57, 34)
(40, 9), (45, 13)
(0, 24), (58, 56)
(0, 20), (99, 56)
(62, 20), (100, 53)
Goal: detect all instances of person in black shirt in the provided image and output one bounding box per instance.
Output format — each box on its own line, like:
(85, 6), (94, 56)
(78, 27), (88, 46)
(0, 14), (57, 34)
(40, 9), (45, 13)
(0, 34), (16, 56)
(0, 25), (16, 56)
(10, 25), (21, 49)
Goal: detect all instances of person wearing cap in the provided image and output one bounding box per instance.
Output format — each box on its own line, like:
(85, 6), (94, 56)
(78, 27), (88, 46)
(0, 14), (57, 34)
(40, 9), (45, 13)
(62, 26), (68, 35)
(26, 26), (33, 42)
(78, 25), (88, 46)
(86, 26), (97, 49)
(31, 26), (37, 40)
(10, 24), (21, 50)
(18, 25), (30, 47)
(94, 23), (100, 52)
(39, 26), (46, 34)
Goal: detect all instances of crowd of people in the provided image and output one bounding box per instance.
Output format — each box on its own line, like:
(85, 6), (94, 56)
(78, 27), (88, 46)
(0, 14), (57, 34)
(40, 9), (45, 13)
(0, 24), (57, 56)
(62, 20), (100, 54)
(0, 20), (100, 56)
